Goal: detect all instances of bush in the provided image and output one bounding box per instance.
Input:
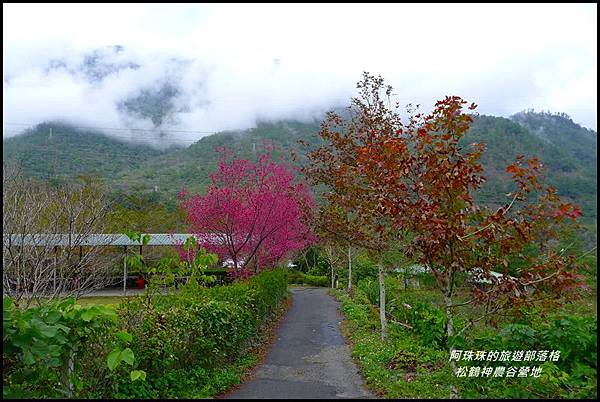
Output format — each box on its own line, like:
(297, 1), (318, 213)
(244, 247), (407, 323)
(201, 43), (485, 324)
(112, 269), (288, 398)
(458, 313), (597, 399)
(334, 289), (455, 399)
(356, 277), (447, 348)
(356, 276), (405, 306)
(3, 269), (289, 399)
(3, 297), (120, 399)
(335, 284), (597, 399)
(287, 270), (328, 287)
(352, 254), (379, 283)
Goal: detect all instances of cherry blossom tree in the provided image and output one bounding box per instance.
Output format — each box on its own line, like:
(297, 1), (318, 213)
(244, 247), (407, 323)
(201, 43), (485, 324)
(179, 150), (316, 277)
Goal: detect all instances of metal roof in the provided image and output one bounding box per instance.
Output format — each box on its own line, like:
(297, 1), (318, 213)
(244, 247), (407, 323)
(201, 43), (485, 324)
(393, 264), (430, 274)
(4, 234), (221, 247)
(393, 264), (510, 283)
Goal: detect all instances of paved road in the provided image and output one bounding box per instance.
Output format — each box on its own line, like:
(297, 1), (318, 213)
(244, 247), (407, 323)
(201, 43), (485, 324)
(225, 287), (374, 399)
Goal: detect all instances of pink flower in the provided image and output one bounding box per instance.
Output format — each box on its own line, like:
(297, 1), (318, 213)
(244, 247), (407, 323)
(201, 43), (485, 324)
(179, 150), (315, 276)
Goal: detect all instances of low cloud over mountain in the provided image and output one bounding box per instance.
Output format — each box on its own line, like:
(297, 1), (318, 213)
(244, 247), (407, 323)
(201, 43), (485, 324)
(3, 4), (596, 146)
(3, 45), (344, 147)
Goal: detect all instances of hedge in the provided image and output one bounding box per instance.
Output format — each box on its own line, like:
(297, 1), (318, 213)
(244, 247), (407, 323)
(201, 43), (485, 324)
(287, 270), (329, 287)
(3, 269), (289, 399)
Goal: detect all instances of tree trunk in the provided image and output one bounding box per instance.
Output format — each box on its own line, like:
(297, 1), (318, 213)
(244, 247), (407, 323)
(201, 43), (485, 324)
(378, 259), (387, 340)
(347, 246), (352, 292)
(331, 263), (335, 288)
(232, 255), (239, 273)
(444, 293), (458, 399)
(303, 250), (309, 272)
(123, 248), (127, 296)
(61, 348), (74, 398)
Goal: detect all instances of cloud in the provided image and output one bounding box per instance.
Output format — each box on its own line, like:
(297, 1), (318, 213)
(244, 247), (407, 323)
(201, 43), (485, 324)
(3, 3), (597, 147)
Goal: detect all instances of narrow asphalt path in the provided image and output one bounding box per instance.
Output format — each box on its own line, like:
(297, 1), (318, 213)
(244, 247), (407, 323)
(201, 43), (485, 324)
(225, 287), (374, 399)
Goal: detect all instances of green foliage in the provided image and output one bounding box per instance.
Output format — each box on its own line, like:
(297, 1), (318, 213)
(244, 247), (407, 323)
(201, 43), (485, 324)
(335, 278), (597, 399)
(3, 297), (143, 398)
(3, 269), (288, 399)
(287, 270), (329, 287)
(107, 191), (184, 233)
(291, 247), (330, 275)
(456, 313), (597, 398)
(334, 290), (455, 398)
(352, 253), (379, 283)
(356, 276), (401, 306)
(174, 236), (219, 286)
(124, 230), (151, 246)
(397, 302), (447, 348)
(106, 347), (134, 370)
(356, 276), (447, 348)
(112, 269), (288, 398)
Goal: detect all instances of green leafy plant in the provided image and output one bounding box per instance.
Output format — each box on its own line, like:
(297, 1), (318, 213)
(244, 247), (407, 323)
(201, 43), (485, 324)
(176, 236), (219, 286)
(3, 297), (114, 398)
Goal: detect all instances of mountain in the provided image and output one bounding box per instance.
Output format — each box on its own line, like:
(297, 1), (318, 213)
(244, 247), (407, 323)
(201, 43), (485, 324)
(463, 114), (597, 224)
(510, 110), (597, 170)
(2, 122), (164, 188)
(115, 119), (322, 197)
(3, 112), (597, 226)
(2, 119), (322, 203)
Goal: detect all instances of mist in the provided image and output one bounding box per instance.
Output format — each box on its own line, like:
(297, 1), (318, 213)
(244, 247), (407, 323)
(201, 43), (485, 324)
(3, 4), (597, 147)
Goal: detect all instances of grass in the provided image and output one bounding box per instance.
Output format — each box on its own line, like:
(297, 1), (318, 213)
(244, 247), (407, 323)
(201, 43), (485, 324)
(20, 295), (138, 308)
(333, 279), (597, 399)
(75, 296), (137, 306)
(334, 289), (455, 398)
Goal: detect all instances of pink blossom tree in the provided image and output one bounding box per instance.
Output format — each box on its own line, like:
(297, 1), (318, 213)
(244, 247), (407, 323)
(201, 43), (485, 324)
(179, 150), (316, 277)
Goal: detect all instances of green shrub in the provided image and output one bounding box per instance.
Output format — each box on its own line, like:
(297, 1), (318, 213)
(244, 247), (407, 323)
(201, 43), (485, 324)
(352, 254), (379, 283)
(287, 270), (328, 287)
(3, 269), (289, 399)
(3, 297), (122, 399)
(338, 282), (597, 399)
(334, 289), (455, 399)
(356, 277), (447, 348)
(112, 269), (288, 398)
(452, 310), (597, 398)
(356, 276), (405, 306)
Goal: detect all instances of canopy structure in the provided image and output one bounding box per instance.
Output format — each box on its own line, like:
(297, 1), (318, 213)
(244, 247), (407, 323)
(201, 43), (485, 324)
(4, 233), (217, 247)
(3, 233), (221, 295)
(392, 264), (511, 285)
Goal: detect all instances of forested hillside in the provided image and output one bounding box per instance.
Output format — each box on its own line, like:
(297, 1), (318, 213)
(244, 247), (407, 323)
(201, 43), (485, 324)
(3, 112), (597, 227)
(2, 122), (164, 190)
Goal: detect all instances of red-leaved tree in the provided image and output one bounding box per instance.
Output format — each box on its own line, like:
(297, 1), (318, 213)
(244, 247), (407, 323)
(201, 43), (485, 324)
(304, 73), (587, 380)
(179, 149), (316, 277)
(303, 74), (412, 339)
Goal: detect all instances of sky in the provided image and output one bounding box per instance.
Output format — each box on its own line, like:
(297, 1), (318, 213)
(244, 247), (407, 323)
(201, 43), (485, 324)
(3, 3), (597, 146)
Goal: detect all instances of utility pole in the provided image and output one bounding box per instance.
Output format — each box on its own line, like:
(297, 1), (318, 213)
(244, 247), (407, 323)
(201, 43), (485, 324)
(347, 245), (352, 292)
(47, 127), (53, 180)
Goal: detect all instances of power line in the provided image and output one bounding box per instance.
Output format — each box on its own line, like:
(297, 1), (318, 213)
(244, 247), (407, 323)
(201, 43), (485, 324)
(2, 121), (320, 145)
(2, 129), (220, 145)
(3, 122), (217, 135)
